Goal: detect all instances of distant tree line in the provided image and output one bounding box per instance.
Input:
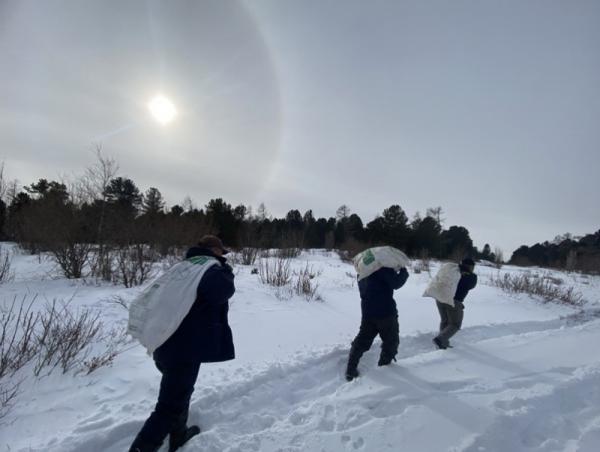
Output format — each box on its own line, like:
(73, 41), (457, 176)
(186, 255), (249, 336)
(0, 151), (509, 275)
(0, 178), (483, 260)
(510, 231), (600, 273)
(0, 180), (492, 268)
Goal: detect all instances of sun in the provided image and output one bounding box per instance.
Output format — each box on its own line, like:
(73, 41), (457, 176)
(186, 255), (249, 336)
(148, 94), (177, 125)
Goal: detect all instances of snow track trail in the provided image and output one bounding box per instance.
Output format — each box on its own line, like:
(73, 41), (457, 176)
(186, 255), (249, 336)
(37, 312), (600, 452)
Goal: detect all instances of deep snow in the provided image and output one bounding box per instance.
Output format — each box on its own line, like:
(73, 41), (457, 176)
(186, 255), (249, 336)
(1, 247), (599, 452)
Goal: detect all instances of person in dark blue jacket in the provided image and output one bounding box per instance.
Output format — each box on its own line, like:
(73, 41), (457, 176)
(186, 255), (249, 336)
(345, 264), (409, 381)
(129, 235), (235, 452)
(433, 258), (477, 350)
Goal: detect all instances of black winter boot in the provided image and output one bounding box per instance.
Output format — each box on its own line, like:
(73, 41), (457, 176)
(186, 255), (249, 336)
(169, 425), (201, 451)
(433, 337), (447, 350)
(345, 366), (360, 382)
(129, 439), (161, 452)
(377, 355), (396, 366)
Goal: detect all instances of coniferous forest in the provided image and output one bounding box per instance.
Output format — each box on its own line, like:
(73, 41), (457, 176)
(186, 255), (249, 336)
(0, 155), (598, 278)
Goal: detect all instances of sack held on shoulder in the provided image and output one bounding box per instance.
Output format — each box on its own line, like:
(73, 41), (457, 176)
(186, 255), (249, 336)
(127, 255), (220, 354)
(353, 246), (410, 281)
(422, 262), (461, 307)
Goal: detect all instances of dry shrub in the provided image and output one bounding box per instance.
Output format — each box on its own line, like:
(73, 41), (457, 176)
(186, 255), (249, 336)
(90, 245), (114, 282)
(276, 248), (301, 259)
(50, 242), (93, 279)
(0, 247), (14, 284)
(413, 249), (431, 275)
(0, 379), (19, 422)
(292, 263), (322, 301)
(113, 244), (158, 288)
(489, 272), (585, 306)
(257, 258), (323, 302)
(0, 297), (39, 379)
(258, 257), (292, 287)
(493, 247), (504, 269)
(239, 247), (260, 265)
(82, 326), (128, 375)
(335, 249), (353, 264)
(32, 300), (104, 376)
(89, 245), (159, 287)
(0, 295), (127, 419)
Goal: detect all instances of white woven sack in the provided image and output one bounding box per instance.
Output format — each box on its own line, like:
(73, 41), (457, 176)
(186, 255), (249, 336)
(422, 262), (461, 307)
(128, 255), (220, 354)
(353, 246), (410, 281)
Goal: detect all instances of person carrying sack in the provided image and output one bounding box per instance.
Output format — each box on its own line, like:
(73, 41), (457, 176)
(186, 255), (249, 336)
(128, 235), (235, 452)
(346, 247), (410, 382)
(432, 258), (477, 350)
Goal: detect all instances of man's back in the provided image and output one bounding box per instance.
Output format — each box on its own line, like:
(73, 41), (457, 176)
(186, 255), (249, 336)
(358, 267), (409, 318)
(455, 268), (477, 302)
(154, 246), (235, 364)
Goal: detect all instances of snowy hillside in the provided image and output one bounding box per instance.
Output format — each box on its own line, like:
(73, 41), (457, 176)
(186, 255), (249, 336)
(1, 247), (600, 452)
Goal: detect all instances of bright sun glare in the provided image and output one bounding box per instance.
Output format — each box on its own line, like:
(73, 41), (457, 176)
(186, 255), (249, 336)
(148, 95), (177, 125)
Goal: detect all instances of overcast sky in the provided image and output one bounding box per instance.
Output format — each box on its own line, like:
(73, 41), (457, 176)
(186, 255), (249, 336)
(1, 0), (599, 255)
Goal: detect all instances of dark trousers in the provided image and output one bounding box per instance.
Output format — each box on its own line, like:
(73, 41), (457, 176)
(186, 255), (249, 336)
(435, 300), (464, 347)
(130, 360), (201, 451)
(347, 315), (399, 370)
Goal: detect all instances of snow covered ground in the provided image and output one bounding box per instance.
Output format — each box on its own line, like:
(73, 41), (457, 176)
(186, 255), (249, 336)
(1, 246), (600, 452)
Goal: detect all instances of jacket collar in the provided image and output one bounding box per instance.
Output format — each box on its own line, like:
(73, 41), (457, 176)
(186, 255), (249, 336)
(185, 246), (227, 265)
(459, 263), (472, 274)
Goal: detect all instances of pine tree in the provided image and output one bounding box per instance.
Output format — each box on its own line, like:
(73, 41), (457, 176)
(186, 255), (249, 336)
(142, 187), (165, 216)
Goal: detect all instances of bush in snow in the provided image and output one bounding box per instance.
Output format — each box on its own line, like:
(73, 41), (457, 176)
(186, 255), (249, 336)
(276, 247), (301, 259)
(90, 245), (114, 282)
(488, 272), (585, 306)
(542, 274), (563, 286)
(258, 257), (292, 287)
(335, 249), (351, 263)
(227, 247), (264, 266)
(50, 242), (94, 279)
(113, 244), (159, 288)
(0, 379), (19, 422)
(493, 247), (504, 269)
(88, 244), (159, 286)
(81, 325), (127, 375)
(32, 299), (105, 376)
(257, 258), (323, 301)
(0, 296), (39, 379)
(292, 263), (322, 302)
(412, 261), (423, 274)
(412, 250), (432, 276)
(0, 295), (127, 419)
(239, 247), (260, 265)
(0, 246), (14, 284)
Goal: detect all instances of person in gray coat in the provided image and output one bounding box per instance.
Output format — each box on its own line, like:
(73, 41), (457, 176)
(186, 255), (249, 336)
(433, 258), (477, 350)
